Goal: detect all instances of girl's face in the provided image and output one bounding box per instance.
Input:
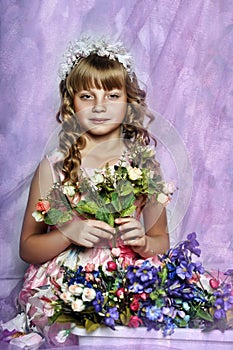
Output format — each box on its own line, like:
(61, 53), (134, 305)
(73, 87), (127, 139)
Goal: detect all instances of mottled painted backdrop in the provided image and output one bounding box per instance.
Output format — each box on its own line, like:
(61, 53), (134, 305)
(0, 0), (232, 315)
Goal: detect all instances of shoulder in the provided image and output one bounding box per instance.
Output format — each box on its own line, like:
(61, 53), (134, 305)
(45, 148), (64, 165)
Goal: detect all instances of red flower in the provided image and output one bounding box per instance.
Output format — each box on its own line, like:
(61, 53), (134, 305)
(139, 292), (147, 300)
(128, 316), (143, 328)
(36, 200), (50, 213)
(209, 278), (220, 289)
(130, 298), (140, 311)
(107, 261), (117, 272)
(116, 288), (125, 299)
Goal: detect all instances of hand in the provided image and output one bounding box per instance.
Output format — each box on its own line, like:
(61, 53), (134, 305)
(60, 219), (115, 248)
(115, 217), (146, 247)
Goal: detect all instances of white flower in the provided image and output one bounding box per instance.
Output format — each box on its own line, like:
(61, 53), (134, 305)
(63, 185), (76, 197)
(55, 329), (70, 343)
(60, 291), (73, 303)
(32, 211), (44, 222)
(163, 182), (176, 194)
(71, 299), (85, 312)
(82, 287), (96, 301)
(92, 173), (104, 185)
(68, 284), (84, 296)
(157, 193), (170, 206)
(58, 36), (134, 81)
(127, 167), (142, 180)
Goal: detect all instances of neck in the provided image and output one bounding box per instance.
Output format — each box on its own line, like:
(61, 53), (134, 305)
(80, 135), (126, 168)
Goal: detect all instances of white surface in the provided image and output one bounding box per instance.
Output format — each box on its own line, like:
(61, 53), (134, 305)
(72, 326), (233, 350)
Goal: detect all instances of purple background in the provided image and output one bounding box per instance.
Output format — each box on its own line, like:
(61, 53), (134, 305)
(0, 0), (232, 313)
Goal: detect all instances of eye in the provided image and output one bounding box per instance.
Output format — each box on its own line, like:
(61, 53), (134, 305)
(79, 93), (94, 100)
(107, 94), (120, 100)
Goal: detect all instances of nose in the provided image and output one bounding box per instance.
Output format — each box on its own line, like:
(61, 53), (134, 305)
(92, 96), (107, 113)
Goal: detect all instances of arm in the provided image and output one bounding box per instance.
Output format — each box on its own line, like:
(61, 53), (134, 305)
(20, 158), (71, 264)
(20, 158), (115, 264)
(115, 200), (169, 258)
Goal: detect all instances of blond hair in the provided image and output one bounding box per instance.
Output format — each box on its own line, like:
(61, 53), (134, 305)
(55, 54), (156, 184)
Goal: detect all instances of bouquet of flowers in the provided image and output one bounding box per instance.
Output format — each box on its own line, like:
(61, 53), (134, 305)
(32, 145), (176, 246)
(47, 233), (233, 339)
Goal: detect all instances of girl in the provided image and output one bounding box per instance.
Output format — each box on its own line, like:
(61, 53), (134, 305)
(2, 37), (169, 347)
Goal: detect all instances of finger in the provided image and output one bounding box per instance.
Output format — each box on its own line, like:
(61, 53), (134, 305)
(124, 236), (146, 247)
(121, 229), (144, 242)
(88, 220), (115, 234)
(115, 217), (132, 225)
(92, 227), (114, 240)
(118, 220), (142, 234)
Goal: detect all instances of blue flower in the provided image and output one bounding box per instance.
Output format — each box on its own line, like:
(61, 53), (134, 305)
(167, 263), (176, 279)
(145, 306), (161, 321)
(176, 261), (195, 280)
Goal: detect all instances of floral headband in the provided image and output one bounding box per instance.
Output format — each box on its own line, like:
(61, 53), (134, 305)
(58, 36), (134, 81)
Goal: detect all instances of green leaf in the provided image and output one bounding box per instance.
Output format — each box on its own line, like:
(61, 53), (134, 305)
(75, 200), (99, 215)
(53, 313), (77, 323)
(44, 208), (64, 225)
(108, 213), (115, 227)
(96, 208), (109, 223)
(60, 211), (73, 223)
(119, 307), (131, 326)
(85, 319), (100, 333)
(111, 192), (121, 211)
(161, 267), (168, 284)
(117, 179), (134, 196)
(195, 309), (213, 322)
(121, 205), (136, 217)
(120, 193), (135, 210)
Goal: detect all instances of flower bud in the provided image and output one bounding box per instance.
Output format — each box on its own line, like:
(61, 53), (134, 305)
(107, 261), (117, 272)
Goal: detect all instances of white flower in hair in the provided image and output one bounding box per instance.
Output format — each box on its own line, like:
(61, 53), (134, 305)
(58, 36), (134, 81)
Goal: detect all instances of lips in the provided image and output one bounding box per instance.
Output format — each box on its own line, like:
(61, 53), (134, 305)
(89, 118), (110, 124)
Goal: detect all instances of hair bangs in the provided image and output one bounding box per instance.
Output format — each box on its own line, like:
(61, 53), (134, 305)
(68, 54), (126, 93)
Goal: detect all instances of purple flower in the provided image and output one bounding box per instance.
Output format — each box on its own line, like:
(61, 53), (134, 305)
(126, 262), (158, 293)
(193, 261), (205, 274)
(104, 307), (119, 329)
(126, 266), (139, 284)
(176, 261), (195, 280)
(183, 232), (201, 257)
(214, 299), (226, 320)
(224, 269), (233, 276)
(92, 291), (104, 312)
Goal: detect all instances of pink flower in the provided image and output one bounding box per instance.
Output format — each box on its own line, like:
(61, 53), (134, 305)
(36, 200), (50, 213)
(189, 272), (200, 284)
(85, 273), (94, 282)
(130, 298), (140, 311)
(106, 261), (117, 272)
(128, 315), (143, 328)
(111, 248), (121, 257)
(85, 263), (95, 272)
